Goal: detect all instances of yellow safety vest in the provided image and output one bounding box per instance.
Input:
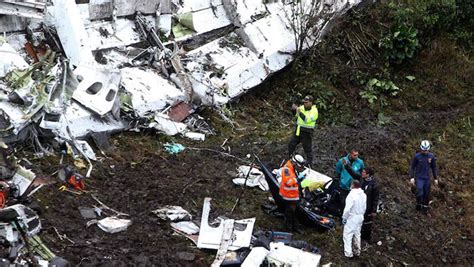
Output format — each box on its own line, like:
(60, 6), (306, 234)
(295, 105), (318, 136)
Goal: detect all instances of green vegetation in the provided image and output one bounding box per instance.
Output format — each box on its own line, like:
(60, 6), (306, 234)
(380, 25), (419, 64)
(360, 78), (401, 107)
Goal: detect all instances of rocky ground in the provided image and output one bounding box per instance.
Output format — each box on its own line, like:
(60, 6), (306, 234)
(13, 2), (473, 266)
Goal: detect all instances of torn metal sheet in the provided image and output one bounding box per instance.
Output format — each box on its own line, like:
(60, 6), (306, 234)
(152, 206), (192, 221)
(170, 221), (199, 235)
(241, 247), (270, 267)
(0, 101), (30, 135)
(9, 166), (37, 198)
(197, 198), (255, 251)
(0, 1), (45, 19)
(176, 1), (231, 36)
(120, 67), (184, 117)
(52, 102), (127, 139)
(211, 219), (234, 267)
(266, 242), (322, 267)
(48, 0), (95, 66)
(85, 18), (143, 51)
(72, 66), (121, 116)
(0, 41), (29, 78)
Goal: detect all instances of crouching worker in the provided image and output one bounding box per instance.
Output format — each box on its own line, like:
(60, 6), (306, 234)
(342, 180), (367, 258)
(280, 154), (306, 233)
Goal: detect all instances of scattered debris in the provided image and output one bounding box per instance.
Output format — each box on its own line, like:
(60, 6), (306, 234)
(170, 221), (200, 235)
(163, 143), (186, 154)
(241, 247), (269, 267)
(152, 205), (192, 221)
(266, 242), (321, 266)
(79, 207), (98, 219)
(232, 165), (269, 191)
(88, 216), (132, 234)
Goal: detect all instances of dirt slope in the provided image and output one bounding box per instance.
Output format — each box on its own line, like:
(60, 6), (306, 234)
(20, 2), (473, 265)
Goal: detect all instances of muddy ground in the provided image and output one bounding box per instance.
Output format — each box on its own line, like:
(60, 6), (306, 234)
(15, 3), (474, 266)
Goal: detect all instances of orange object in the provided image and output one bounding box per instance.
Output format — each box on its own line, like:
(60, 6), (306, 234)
(67, 175), (85, 191)
(0, 192), (5, 209)
(279, 160), (300, 201)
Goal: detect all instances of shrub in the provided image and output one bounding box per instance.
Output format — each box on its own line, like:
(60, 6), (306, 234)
(380, 25), (420, 64)
(360, 78), (401, 107)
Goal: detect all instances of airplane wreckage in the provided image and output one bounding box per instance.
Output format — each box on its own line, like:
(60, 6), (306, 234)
(0, 0), (363, 265)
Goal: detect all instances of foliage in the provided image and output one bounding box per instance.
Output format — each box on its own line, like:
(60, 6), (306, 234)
(388, 0), (457, 35)
(379, 0), (474, 64)
(360, 78), (401, 107)
(380, 24), (420, 64)
(384, 0), (472, 50)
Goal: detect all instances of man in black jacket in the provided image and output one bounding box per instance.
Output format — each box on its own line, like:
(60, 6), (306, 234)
(343, 164), (379, 244)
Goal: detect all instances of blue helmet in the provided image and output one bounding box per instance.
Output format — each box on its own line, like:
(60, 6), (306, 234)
(420, 140), (430, 151)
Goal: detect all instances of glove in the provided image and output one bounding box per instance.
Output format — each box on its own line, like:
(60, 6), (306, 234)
(297, 173), (306, 181)
(342, 219), (347, 225)
(434, 179), (439, 186)
(410, 178), (415, 185)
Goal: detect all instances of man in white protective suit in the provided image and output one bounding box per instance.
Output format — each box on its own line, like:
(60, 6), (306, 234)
(342, 179), (367, 258)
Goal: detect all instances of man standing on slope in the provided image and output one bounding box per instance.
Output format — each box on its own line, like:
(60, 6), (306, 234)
(342, 180), (367, 258)
(410, 140), (438, 214)
(288, 95), (318, 167)
(335, 150), (365, 209)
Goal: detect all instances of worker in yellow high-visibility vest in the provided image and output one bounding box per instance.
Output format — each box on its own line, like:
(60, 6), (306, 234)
(288, 95), (318, 167)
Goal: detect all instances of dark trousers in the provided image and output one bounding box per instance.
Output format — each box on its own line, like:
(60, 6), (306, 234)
(288, 130), (313, 165)
(339, 188), (350, 212)
(415, 178), (431, 207)
(284, 200), (299, 231)
(361, 215), (373, 242)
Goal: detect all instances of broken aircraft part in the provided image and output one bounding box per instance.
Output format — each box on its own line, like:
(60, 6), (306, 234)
(197, 197), (255, 251)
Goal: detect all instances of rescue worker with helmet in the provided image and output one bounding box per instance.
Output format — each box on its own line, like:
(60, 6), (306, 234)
(288, 95), (318, 167)
(280, 154), (306, 233)
(410, 140), (438, 214)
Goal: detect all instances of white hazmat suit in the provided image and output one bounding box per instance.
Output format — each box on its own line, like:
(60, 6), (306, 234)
(342, 187), (367, 257)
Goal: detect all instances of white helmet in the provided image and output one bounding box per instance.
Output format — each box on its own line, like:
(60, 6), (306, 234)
(291, 154), (306, 167)
(420, 140), (430, 151)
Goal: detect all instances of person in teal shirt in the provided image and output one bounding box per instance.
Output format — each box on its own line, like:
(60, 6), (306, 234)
(335, 150), (365, 210)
